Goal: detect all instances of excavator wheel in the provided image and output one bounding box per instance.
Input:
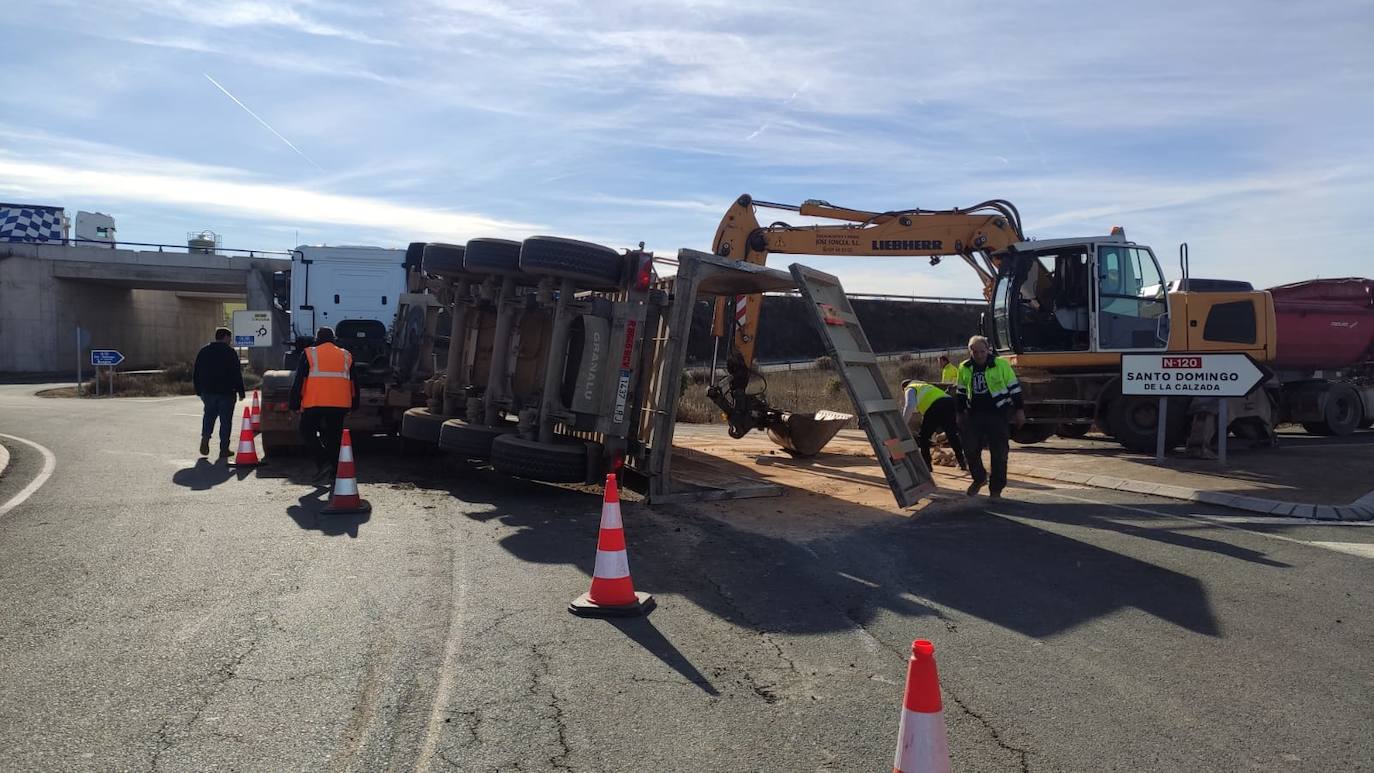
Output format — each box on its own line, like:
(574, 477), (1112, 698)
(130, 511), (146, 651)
(1108, 396), (1187, 453)
(519, 236), (625, 290)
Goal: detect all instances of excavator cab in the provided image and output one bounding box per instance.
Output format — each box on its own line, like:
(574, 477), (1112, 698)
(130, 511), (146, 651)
(991, 232), (1171, 359)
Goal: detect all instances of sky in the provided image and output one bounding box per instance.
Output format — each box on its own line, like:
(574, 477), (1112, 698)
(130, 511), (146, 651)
(1, 0), (1371, 298)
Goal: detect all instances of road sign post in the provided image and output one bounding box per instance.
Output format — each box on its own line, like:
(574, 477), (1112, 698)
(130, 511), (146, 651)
(232, 310), (273, 348)
(1120, 353), (1271, 464)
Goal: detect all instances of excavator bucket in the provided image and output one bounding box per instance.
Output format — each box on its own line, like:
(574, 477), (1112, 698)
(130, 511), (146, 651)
(767, 409), (853, 457)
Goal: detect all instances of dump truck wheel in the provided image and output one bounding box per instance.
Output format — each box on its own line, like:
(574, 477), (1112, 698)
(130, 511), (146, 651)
(422, 242), (473, 280)
(464, 238), (525, 277)
(1011, 423), (1057, 445)
(1301, 382), (1362, 436)
(439, 419), (514, 459)
(519, 236), (624, 290)
(1056, 423), (1090, 439)
(491, 434), (596, 483)
(1108, 396), (1186, 452)
(400, 407), (445, 445)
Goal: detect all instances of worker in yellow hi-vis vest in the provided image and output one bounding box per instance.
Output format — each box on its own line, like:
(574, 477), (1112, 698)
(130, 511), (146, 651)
(937, 353), (959, 384)
(901, 378), (967, 473)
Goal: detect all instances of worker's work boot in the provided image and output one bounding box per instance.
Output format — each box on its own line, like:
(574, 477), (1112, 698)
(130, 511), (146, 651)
(199, 437), (210, 456)
(966, 478), (985, 497)
(218, 446), (232, 459)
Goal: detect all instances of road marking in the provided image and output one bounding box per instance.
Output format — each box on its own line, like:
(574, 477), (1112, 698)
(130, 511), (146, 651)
(1018, 489), (1374, 559)
(1306, 542), (1374, 560)
(0, 433), (57, 519)
(415, 545), (470, 772)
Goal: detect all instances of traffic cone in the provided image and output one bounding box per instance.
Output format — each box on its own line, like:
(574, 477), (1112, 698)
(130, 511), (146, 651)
(893, 640), (952, 773)
(230, 406), (261, 466)
(569, 474), (654, 617)
(250, 390), (262, 434)
(322, 429), (371, 515)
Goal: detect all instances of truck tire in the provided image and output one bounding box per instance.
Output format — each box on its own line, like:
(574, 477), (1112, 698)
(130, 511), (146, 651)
(1056, 423), (1091, 439)
(400, 407), (446, 445)
(464, 238), (524, 277)
(1301, 382), (1363, 436)
(519, 236), (624, 290)
(1108, 396), (1186, 453)
(422, 242), (472, 280)
(491, 434), (597, 483)
(1011, 423), (1057, 445)
(439, 419), (514, 459)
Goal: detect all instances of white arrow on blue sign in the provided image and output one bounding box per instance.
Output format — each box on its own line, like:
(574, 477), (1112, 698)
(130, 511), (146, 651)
(90, 349), (125, 366)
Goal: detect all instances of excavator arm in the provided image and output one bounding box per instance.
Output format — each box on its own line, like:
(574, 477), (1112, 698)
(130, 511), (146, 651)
(710, 194), (1025, 365)
(703, 194), (1025, 455)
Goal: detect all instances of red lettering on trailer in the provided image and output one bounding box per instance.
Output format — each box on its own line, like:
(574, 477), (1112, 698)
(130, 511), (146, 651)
(1162, 356), (1202, 369)
(621, 320), (637, 369)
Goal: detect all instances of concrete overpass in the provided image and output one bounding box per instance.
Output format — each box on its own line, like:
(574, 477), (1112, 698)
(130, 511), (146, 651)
(0, 241), (291, 375)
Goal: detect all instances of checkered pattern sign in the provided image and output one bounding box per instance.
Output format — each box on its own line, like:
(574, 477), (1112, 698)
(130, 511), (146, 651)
(0, 206), (65, 242)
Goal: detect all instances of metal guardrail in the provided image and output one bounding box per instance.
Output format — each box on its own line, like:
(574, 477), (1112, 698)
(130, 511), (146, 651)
(1, 235), (292, 258)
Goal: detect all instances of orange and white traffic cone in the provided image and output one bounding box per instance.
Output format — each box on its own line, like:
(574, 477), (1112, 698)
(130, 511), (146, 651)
(322, 429), (371, 515)
(231, 406), (261, 466)
(250, 390), (262, 434)
(569, 473), (654, 617)
(893, 640), (952, 773)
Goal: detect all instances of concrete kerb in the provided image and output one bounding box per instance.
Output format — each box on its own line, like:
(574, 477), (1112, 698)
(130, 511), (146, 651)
(1008, 463), (1374, 522)
(0, 441), (9, 480)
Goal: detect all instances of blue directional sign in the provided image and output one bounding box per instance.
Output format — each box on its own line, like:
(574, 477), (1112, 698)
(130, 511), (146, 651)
(90, 349), (125, 367)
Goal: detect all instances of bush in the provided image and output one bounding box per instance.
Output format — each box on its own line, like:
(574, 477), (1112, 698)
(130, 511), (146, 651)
(814, 355), (834, 371)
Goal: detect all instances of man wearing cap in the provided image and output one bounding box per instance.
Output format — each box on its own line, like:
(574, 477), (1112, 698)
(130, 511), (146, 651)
(289, 327), (358, 481)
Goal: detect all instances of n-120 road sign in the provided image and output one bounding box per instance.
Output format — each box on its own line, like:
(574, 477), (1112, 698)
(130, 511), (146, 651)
(90, 349), (124, 367)
(232, 309), (273, 348)
(1121, 353), (1270, 397)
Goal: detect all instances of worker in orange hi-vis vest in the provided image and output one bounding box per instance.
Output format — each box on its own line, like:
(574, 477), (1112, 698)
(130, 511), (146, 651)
(288, 326), (359, 482)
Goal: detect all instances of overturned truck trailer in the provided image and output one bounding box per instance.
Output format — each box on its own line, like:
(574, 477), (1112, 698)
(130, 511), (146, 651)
(401, 243), (935, 508)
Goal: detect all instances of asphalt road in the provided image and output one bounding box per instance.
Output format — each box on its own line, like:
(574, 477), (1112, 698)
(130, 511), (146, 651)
(1, 386), (1372, 772)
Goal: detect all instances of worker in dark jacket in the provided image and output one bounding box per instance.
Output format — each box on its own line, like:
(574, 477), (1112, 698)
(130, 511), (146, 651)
(192, 327), (246, 457)
(289, 327), (359, 481)
(952, 335), (1025, 498)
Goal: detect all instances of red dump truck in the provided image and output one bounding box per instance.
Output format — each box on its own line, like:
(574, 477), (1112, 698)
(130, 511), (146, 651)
(1269, 277), (1374, 434)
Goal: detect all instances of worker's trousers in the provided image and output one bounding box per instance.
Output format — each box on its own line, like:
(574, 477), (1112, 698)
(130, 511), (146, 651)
(300, 407), (348, 471)
(961, 408), (1010, 493)
(917, 397), (966, 471)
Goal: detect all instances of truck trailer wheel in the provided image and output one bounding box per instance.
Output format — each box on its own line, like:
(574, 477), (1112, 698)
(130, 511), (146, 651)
(1108, 396), (1187, 453)
(519, 236), (625, 290)
(400, 407), (446, 445)
(464, 238), (525, 277)
(1301, 382), (1363, 436)
(422, 242), (472, 280)
(491, 434), (597, 483)
(439, 419), (514, 459)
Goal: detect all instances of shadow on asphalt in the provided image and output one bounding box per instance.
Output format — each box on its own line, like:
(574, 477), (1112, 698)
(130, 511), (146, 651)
(171, 458), (256, 490)
(285, 487), (372, 538)
(605, 617), (720, 696)
(295, 443), (1312, 643)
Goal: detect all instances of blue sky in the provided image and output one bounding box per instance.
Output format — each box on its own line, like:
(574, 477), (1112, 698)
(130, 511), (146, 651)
(1, 0), (1370, 298)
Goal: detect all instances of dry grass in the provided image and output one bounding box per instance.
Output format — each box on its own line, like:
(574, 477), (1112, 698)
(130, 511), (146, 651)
(38, 363), (263, 398)
(676, 355), (947, 424)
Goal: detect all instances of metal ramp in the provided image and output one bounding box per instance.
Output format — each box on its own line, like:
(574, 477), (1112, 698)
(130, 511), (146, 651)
(789, 263), (937, 508)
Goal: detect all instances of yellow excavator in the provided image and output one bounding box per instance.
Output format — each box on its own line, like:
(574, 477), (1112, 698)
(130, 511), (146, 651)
(707, 194), (1278, 453)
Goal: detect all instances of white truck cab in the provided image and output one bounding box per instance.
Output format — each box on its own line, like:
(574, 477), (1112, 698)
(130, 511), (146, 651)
(289, 245), (409, 342)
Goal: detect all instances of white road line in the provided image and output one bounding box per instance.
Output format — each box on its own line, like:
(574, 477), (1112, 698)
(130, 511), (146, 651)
(415, 545), (470, 773)
(0, 433), (57, 519)
(1014, 489), (1374, 558)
